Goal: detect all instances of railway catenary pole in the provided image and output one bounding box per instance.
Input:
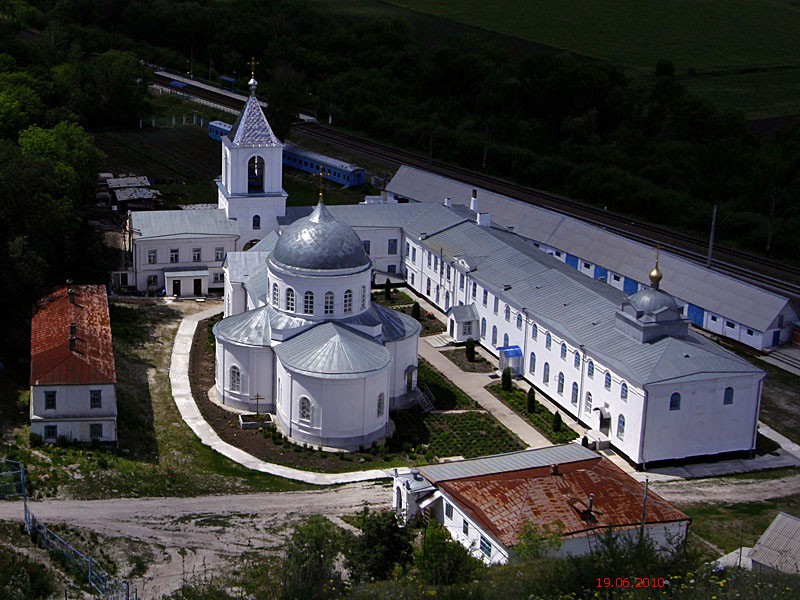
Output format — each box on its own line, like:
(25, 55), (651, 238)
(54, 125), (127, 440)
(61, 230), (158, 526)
(706, 204), (717, 268)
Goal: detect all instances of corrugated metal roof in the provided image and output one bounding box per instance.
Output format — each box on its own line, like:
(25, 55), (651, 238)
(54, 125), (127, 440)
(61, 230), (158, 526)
(30, 286), (116, 386)
(750, 512), (800, 574)
(275, 322), (390, 379)
(419, 445), (597, 483)
(131, 209), (240, 240)
(227, 94), (280, 147)
(447, 303), (479, 322)
(387, 166), (794, 331)
(437, 454), (689, 547)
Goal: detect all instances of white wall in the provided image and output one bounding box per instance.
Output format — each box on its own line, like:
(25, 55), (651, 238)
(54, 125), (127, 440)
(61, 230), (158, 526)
(215, 342), (275, 412)
(30, 383), (117, 442)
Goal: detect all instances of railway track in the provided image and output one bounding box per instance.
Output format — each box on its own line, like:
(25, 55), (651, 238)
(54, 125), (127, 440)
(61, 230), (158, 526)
(151, 71), (800, 298)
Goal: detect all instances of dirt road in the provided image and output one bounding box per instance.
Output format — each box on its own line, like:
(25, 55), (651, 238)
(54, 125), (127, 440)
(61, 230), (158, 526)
(0, 482), (389, 597)
(652, 473), (800, 504)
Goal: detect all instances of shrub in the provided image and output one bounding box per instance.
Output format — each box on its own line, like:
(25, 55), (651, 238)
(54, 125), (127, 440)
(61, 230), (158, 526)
(56, 435), (71, 448)
(526, 387), (536, 413)
(414, 520), (482, 586)
(582, 435), (589, 448)
(411, 302), (421, 320)
(465, 337), (476, 362)
(384, 277), (392, 301)
(501, 367), (512, 391)
(29, 432), (43, 447)
(552, 412), (563, 433)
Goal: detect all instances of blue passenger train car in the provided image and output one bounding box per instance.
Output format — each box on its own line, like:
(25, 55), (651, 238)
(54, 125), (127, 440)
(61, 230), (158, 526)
(208, 121), (233, 141)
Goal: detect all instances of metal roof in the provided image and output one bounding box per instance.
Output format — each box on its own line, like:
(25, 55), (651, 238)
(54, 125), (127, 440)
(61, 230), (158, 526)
(247, 231), (279, 253)
(131, 209), (240, 240)
(275, 322), (391, 379)
(418, 445), (597, 483)
(213, 305), (272, 347)
(447, 303), (479, 323)
(387, 166), (794, 332)
(226, 94), (280, 147)
(271, 202), (370, 271)
(30, 286), (116, 386)
(750, 512), (800, 574)
(225, 251), (270, 284)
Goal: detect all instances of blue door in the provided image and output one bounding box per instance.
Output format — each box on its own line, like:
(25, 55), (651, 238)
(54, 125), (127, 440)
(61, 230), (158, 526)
(594, 266), (608, 281)
(565, 254), (579, 269)
(623, 277), (639, 294)
(773, 330), (781, 347)
(687, 304), (705, 327)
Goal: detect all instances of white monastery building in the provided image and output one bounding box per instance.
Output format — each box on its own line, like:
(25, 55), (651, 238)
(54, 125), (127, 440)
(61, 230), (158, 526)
(123, 71), (766, 466)
(393, 446), (690, 564)
(29, 285), (118, 444)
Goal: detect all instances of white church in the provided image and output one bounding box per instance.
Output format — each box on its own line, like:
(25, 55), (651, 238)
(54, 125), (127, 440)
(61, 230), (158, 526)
(125, 74), (766, 465)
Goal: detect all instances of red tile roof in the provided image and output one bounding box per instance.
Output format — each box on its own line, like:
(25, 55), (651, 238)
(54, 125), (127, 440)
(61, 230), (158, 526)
(30, 285), (116, 386)
(437, 457), (689, 548)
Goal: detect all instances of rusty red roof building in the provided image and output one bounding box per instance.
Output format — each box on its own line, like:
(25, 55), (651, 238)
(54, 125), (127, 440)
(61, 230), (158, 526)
(30, 285), (116, 386)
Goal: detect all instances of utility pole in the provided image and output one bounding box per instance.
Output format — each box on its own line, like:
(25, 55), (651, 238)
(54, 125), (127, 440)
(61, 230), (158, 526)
(482, 123), (489, 170)
(639, 477), (649, 543)
(706, 204), (717, 268)
(766, 192), (777, 254)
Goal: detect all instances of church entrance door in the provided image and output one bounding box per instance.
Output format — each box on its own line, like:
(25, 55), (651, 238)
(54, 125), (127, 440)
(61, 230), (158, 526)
(172, 280), (181, 297)
(599, 415), (611, 437)
(193, 278), (202, 296)
(449, 320), (454, 337)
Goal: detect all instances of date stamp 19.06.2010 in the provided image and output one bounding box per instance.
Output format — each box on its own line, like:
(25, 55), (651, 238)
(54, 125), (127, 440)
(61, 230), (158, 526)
(596, 577), (667, 589)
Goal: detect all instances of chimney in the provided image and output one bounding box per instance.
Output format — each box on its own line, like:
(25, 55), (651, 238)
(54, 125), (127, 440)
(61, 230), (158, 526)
(476, 212), (490, 227)
(411, 467), (422, 481)
(68, 288), (76, 304)
(588, 493), (595, 513)
(69, 323), (76, 336)
(69, 335), (76, 351)
(443, 197), (452, 207)
(469, 189), (478, 212)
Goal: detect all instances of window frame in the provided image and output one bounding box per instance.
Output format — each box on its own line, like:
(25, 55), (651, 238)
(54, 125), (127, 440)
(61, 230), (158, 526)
(90, 390), (102, 409)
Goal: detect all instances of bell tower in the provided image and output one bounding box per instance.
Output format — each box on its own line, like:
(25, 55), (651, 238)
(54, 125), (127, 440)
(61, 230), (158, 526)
(217, 60), (287, 244)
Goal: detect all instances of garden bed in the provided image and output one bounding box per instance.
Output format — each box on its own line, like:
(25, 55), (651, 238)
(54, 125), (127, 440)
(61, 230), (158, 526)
(418, 359), (478, 409)
(394, 306), (446, 336)
(371, 289), (414, 308)
(486, 382), (577, 444)
(441, 348), (495, 373)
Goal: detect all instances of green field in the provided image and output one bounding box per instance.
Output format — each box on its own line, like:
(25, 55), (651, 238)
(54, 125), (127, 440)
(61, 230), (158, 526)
(382, 0), (800, 71)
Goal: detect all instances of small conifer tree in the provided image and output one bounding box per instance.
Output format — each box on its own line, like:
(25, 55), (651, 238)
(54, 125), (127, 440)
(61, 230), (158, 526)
(526, 387), (536, 413)
(552, 411), (563, 432)
(384, 277), (392, 301)
(581, 435), (589, 448)
(465, 337), (476, 362)
(411, 301), (421, 320)
(501, 367), (512, 391)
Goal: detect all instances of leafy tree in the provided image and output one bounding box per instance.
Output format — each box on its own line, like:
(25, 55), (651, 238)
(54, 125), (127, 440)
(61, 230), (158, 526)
(526, 387), (536, 413)
(414, 519), (482, 586)
(465, 337), (476, 362)
(263, 62), (304, 140)
(501, 367), (512, 391)
(346, 508), (413, 583)
(276, 516), (344, 600)
(514, 520), (564, 561)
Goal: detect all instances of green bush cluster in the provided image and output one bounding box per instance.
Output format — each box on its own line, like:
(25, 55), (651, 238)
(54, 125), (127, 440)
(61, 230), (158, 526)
(488, 383), (577, 444)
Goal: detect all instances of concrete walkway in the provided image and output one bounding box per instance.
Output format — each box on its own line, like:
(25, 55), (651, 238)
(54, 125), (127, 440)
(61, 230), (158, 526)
(169, 304), (391, 485)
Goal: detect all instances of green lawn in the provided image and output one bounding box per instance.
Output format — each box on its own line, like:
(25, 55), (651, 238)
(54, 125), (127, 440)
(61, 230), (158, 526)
(381, 1), (800, 71)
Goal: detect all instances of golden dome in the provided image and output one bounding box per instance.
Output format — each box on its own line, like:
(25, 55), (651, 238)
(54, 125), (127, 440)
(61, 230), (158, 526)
(649, 257), (662, 288)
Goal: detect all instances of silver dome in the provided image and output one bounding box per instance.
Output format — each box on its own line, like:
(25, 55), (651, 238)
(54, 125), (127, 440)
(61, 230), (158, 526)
(271, 201), (370, 271)
(628, 288), (679, 314)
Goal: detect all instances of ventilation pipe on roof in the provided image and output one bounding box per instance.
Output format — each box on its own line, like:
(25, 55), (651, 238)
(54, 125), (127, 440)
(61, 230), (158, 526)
(444, 197), (452, 207)
(470, 189), (478, 212)
(68, 288), (76, 304)
(588, 493), (595, 513)
(476, 212), (491, 227)
(551, 464), (559, 476)
(411, 467), (422, 481)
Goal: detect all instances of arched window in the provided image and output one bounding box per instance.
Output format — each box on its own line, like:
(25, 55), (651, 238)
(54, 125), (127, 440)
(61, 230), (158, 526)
(604, 372), (612, 390)
(303, 291), (314, 315)
(587, 361), (595, 378)
(252, 215), (261, 230)
(503, 333), (509, 347)
(723, 387), (734, 405)
(560, 343), (567, 360)
(531, 323), (538, 340)
(504, 305), (511, 321)
(445, 291), (450, 309)
(230, 366), (241, 392)
(557, 372), (565, 395)
(617, 415), (626, 440)
(491, 326), (497, 346)
(574, 351), (581, 369)
(377, 393), (385, 418)
(516, 314), (523, 329)
(285, 288), (295, 312)
(571, 382), (579, 405)
(480, 318), (486, 339)
(621, 382), (628, 401)
(248, 155), (265, 193)
(543, 362), (550, 384)
(529, 352), (536, 373)
(272, 283), (279, 306)
(669, 392), (681, 411)
(584, 392), (593, 414)
(324, 291), (334, 314)
(361, 286), (367, 309)
(343, 289), (353, 313)
(299, 396), (311, 421)
(545, 333), (552, 350)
